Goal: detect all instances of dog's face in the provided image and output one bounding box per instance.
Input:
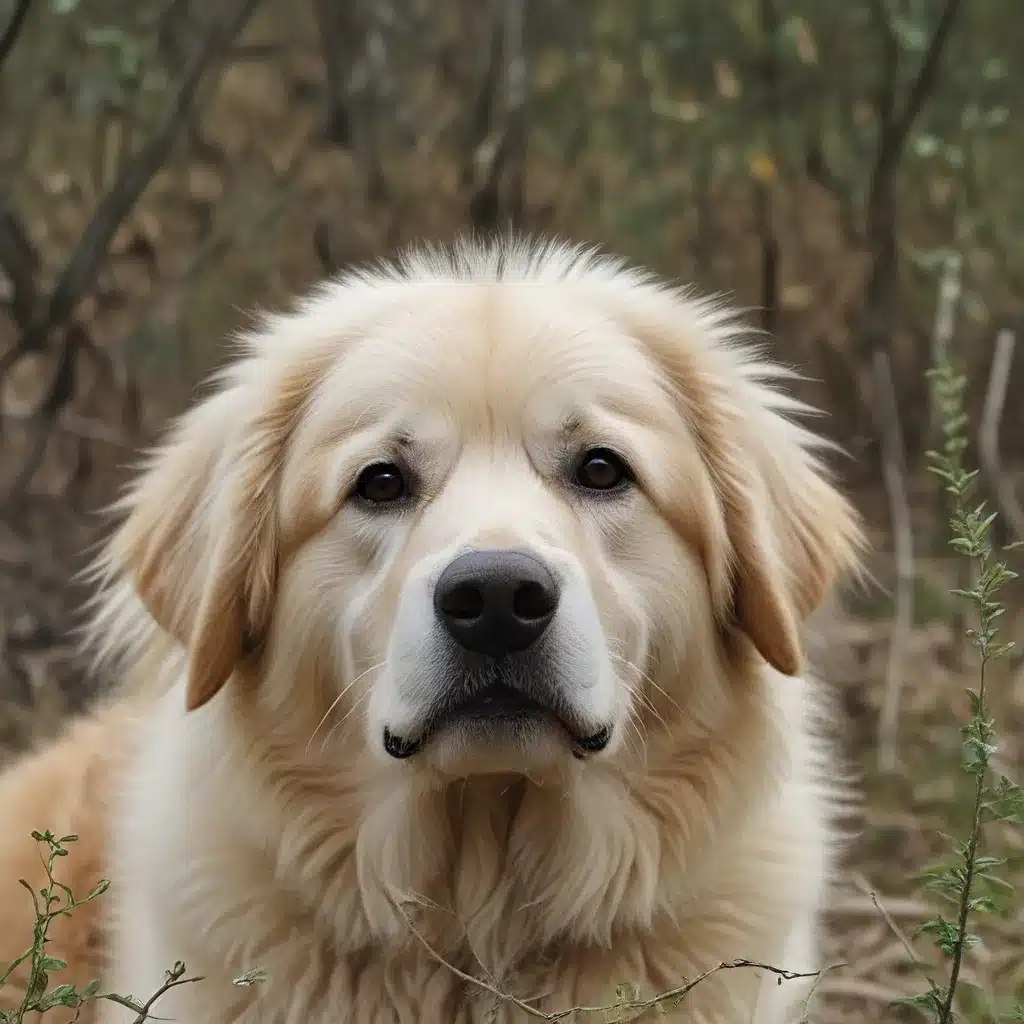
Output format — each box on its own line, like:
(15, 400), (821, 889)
(275, 287), (712, 776)
(106, 242), (862, 780)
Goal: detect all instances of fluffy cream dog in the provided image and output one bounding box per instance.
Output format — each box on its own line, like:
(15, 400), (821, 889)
(0, 238), (862, 1023)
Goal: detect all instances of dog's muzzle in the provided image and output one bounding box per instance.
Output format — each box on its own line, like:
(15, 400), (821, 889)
(382, 548), (612, 760)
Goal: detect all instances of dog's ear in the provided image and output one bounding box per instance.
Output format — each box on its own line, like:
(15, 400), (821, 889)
(607, 288), (863, 676)
(106, 369), (288, 710)
(706, 407), (863, 675)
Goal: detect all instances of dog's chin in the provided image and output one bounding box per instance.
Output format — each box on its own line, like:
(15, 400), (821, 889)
(422, 713), (570, 777)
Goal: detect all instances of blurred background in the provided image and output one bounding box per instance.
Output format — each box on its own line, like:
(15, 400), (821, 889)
(1, 0), (1023, 1019)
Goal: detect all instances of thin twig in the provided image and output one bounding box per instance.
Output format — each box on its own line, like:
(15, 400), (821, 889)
(99, 960), (204, 1023)
(872, 348), (915, 774)
(795, 962), (843, 1023)
(853, 874), (938, 990)
(885, 0), (964, 165)
(979, 329), (1024, 540)
(389, 894), (822, 1021)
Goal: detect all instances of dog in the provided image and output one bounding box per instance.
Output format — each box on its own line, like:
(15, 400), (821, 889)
(0, 237), (862, 1022)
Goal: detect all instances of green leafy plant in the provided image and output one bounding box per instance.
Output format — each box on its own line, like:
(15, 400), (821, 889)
(902, 362), (1024, 1022)
(0, 831), (107, 1022)
(0, 832), (204, 1023)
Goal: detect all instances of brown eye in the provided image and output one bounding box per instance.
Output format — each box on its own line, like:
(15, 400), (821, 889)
(355, 462), (407, 504)
(574, 448), (632, 492)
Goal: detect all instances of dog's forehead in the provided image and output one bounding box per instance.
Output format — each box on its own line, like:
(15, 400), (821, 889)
(307, 280), (678, 441)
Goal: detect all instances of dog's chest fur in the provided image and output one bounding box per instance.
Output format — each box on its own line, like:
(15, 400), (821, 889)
(101, 688), (822, 1023)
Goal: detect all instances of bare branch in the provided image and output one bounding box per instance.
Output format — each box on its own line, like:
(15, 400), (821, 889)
(866, 0), (899, 171)
(0, 0), (33, 71)
(858, 0), (963, 394)
(0, 193), (40, 330)
(804, 140), (863, 246)
(871, 0), (965, 195)
(0, 0), (261, 499)
(979, 329), (1024, 541)
(34, 0), (262, 351)
(4, 324), (79, 499)
(872, 348), (914, 775)
(887, 0), (964, 163)
(98, 960), (204, 1023)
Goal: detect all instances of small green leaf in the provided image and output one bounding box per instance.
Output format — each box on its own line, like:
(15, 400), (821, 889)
(36, 983), (82, 1010)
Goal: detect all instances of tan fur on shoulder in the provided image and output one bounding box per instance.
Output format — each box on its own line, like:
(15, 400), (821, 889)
(0, 705), (138, 1022)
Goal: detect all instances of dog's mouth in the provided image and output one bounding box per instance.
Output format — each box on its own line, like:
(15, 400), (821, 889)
(383, 682), (612, 761)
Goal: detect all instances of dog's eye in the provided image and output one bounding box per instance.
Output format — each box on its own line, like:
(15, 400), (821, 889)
(574, 448), (632, 491)
(355, 462), (408, 504)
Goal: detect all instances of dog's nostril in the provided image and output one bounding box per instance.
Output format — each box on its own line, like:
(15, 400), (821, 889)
(434, 549), (560, 657)
(513, 580), (555, 622)
(441, 582), (484, 622)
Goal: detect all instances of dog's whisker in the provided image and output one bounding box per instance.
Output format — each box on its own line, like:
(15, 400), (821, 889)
(610, 651), (684, 720)
(620, 675), (669, 735)
(623, 704), (651, 762)
(306, 660), (388, 753)
(321, 687), (376, 750)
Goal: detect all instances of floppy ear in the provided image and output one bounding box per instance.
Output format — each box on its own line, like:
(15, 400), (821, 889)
(600, 285), (863, 676)
(707, 411), (863, 675)
(106, 374), (284, 711)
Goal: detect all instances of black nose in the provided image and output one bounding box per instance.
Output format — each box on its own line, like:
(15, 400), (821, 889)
(434, 549), (559, 657)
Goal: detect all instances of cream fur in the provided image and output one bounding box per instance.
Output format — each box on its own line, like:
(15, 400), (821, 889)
(0, 237), (863, 1023)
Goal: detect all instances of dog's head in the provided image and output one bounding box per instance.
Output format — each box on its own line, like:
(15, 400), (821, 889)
(101, 240), (862, 778)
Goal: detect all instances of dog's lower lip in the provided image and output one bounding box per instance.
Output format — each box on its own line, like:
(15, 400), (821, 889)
(574, 725), (612, 753)
(389, 686), (612, 758)
(383, 727), (420, 759)
(449, 682), (545, 719)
